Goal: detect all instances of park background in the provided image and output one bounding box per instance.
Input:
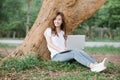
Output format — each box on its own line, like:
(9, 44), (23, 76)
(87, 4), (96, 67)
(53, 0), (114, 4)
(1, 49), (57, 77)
(0, 0), (120, 80)
(0, 0), (120, 41)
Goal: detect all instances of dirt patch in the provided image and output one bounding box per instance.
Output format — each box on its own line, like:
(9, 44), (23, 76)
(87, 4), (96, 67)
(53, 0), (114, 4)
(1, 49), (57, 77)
(0, 48), (14, 56)
(90, 54), (120, 66)
(0, 48), (120, 65)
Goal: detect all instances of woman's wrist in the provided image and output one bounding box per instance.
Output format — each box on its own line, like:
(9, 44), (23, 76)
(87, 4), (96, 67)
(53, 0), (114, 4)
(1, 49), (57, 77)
(59, 48), (67, 52)
(64, 47), (67, 50)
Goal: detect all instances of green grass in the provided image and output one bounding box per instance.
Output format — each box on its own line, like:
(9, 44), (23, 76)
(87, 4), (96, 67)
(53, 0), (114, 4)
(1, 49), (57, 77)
(0, 54), (4, 58)
(0, 38), (24, 40)
(0, 43), (120, 54)
(1, 37), (120, 42)
(0, 56), (85, 72)
(86, 37), (120, 42)
(84, 46), (120, 54)
(0, 43), (17, 48)
(0, 44), (120, 79)
(0, 56), (120, 80)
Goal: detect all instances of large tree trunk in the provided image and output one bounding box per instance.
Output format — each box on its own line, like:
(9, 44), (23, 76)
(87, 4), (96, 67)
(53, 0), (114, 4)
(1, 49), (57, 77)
(2, 0), (106, 61)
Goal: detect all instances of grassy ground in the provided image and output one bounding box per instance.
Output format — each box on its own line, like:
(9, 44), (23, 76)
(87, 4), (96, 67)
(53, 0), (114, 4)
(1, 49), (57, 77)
(0, 56), (120, 80)
(0, 37), (120, 42)
(0, 43), (17, 48)
(0, 54), (3, 58)
(0, 44), (120, 80)
(0, 38), (24, 40)
(86, 37), (120, 42)
(0, 43), (120, 54)
(84, 46), (120, 54)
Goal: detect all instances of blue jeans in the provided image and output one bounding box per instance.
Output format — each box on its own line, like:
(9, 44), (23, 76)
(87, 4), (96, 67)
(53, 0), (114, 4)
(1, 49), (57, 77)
(52, 50), (97, 67)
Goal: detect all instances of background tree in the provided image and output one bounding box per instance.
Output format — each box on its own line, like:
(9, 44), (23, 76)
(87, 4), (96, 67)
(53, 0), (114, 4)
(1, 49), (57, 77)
(73, 0), (120, 40)
(1, 0), (119, 40)
(0, 0), (43, 38)
(26, 0), (31, 35)
(2, 0), (106, 61)
(0, 0), (24, 38)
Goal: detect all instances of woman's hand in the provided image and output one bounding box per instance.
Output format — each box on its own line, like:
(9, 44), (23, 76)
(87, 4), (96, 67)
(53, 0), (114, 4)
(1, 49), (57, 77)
(64, 47), (67, 50)
(59, 48), (67, 52)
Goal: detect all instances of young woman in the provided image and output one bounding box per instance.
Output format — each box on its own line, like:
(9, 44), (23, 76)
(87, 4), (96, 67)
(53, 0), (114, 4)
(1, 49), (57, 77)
(44, 12), (107, 72)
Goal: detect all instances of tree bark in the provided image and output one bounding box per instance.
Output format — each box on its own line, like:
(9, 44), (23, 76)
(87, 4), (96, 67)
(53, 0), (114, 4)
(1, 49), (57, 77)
(2, 0), (106, 61)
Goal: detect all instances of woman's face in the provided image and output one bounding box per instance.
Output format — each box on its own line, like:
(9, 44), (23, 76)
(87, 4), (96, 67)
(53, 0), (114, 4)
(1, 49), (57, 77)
(54, 15), (63, 28)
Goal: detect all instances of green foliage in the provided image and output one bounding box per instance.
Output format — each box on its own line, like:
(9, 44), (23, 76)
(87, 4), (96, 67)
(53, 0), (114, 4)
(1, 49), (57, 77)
(81, 0), (120, 29)
(21, 0), (43, 27)
(0, 0), (43, 38)
(0, 0), (26, 37)
(0, 0), (119, 40)
(0, 0), (5, 21)
(103, 0), (120, 29)
(73, 0), (120, 39)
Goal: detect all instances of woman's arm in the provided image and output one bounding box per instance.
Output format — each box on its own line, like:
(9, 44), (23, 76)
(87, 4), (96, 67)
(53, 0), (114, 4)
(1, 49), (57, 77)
(44, 34), (65, 52)
(64, 35), (67, 50)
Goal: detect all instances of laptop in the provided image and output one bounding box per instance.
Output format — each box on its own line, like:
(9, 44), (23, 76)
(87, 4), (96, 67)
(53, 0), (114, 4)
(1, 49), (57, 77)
(66, 35), (85, 50)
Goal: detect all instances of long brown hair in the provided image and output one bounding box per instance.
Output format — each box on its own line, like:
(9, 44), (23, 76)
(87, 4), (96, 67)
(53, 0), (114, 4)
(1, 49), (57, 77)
(49, 12), (66, 36)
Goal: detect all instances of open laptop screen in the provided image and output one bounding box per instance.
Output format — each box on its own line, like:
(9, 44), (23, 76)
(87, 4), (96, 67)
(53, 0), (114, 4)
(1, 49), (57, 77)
(66, 35), (85, 50)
